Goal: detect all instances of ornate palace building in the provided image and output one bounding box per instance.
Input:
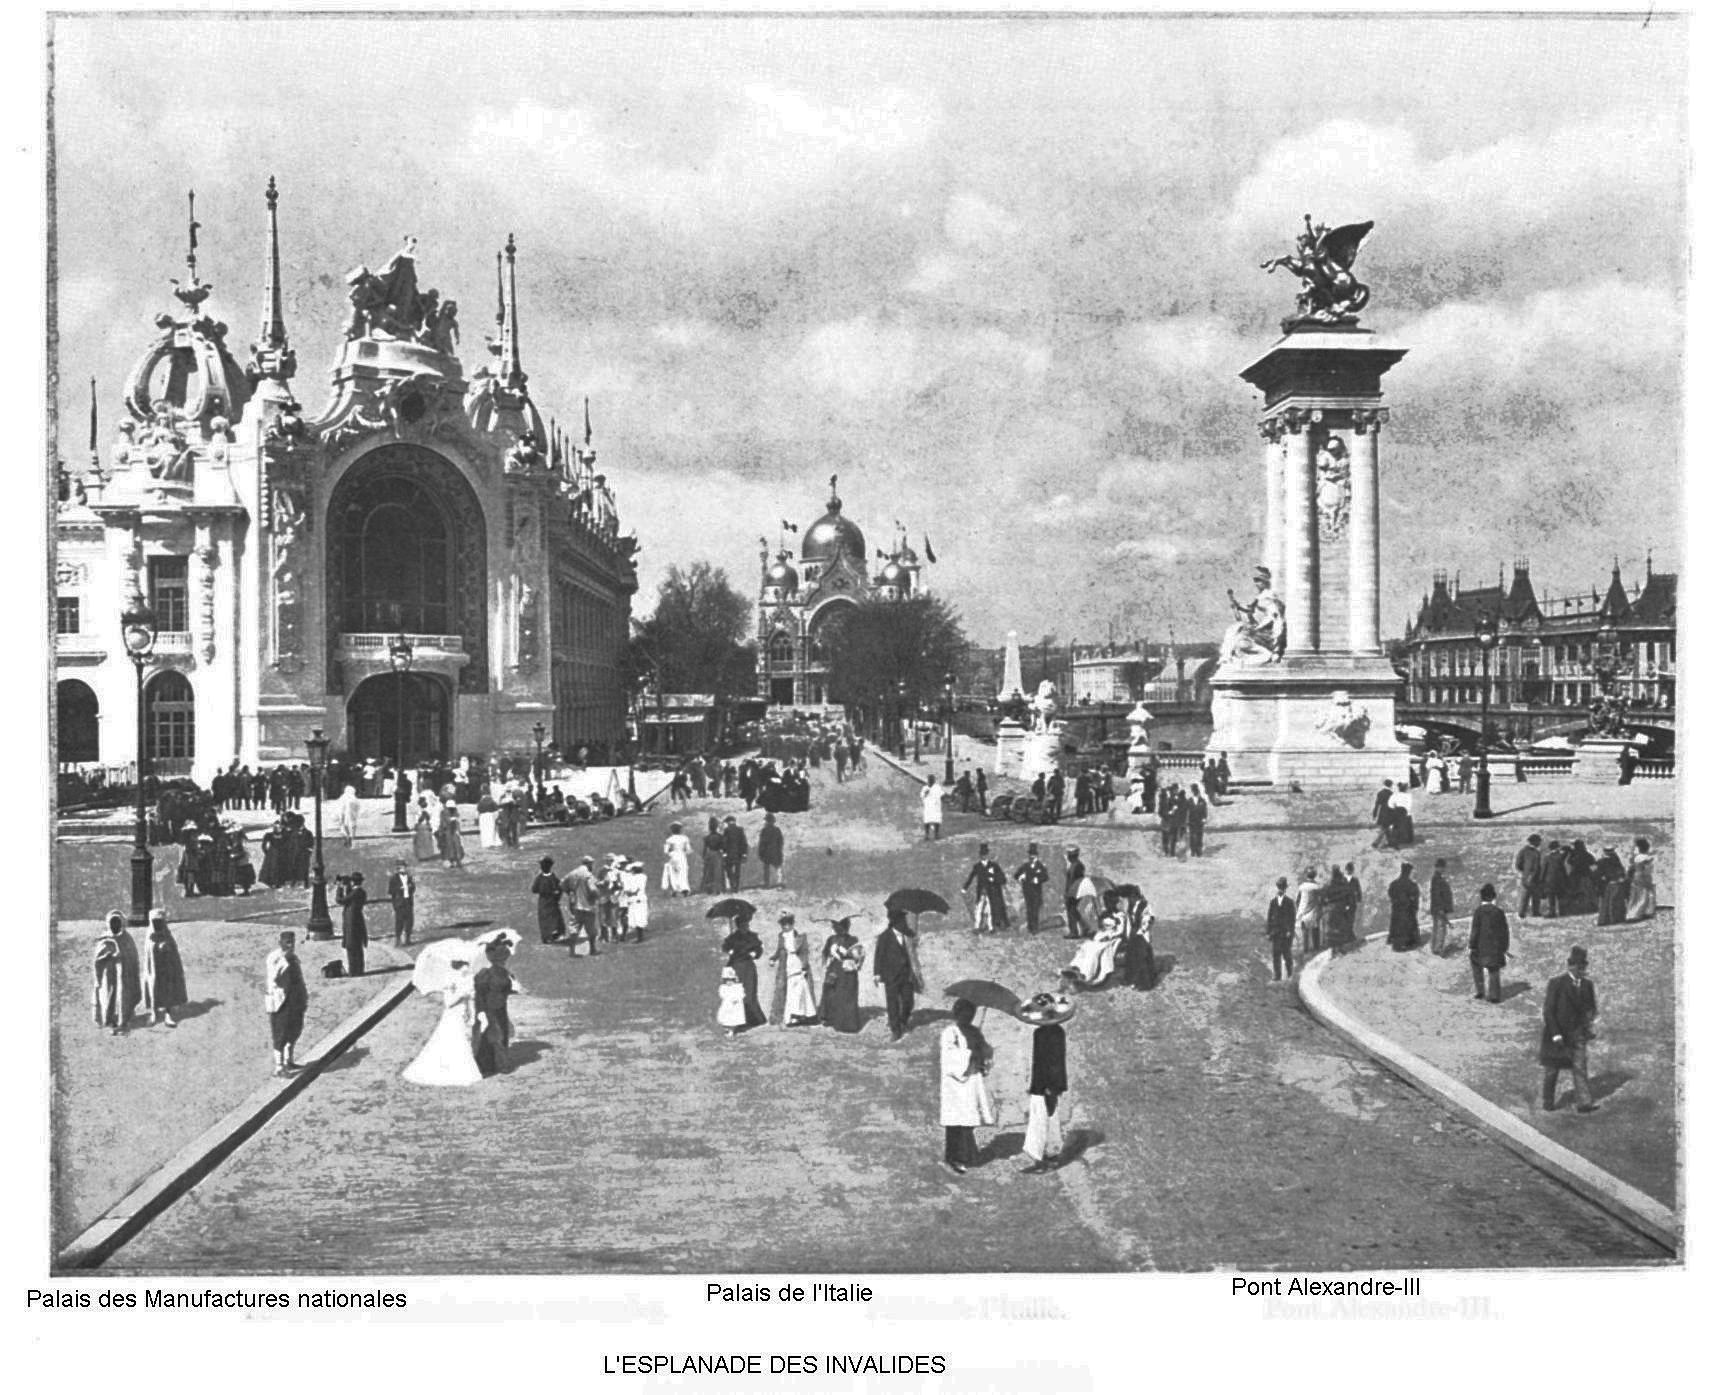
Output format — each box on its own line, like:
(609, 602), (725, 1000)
(755, 478), (923, 708)
(1398, 559), (1676, 737)
(54, 183), (638, 781)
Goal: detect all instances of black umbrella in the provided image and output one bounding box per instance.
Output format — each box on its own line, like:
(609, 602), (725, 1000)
(885, 888), (951, 916)
(943, 978), (1023, 1019)
(705, 897), (757, 921)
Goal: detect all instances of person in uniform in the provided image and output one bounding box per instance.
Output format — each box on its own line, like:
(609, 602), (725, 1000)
(265, 931), (309, 1076)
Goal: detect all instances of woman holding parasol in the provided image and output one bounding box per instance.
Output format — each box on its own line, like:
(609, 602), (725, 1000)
(939, 998), (996, 1174)
(403, 939), (483, 1086)
(712, 900), (767, 1031)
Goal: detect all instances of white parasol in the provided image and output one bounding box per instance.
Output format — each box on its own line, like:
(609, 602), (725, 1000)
(412, 939), (477, 996)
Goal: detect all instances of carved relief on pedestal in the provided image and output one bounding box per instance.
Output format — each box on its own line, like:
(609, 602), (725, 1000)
(194, 538), (218, 664)
(517, 582), (540, 669)
(1315, 689), (1371, 747)
(270, 483), (308, 673)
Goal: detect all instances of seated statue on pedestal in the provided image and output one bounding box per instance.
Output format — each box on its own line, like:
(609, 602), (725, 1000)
(1028, 679), (1058, 731)
(1220, 567), (1286, 666)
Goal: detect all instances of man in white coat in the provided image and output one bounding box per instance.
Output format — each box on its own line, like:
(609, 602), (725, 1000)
(919, 775), (946, 841)
(940, 998), (995, 1174)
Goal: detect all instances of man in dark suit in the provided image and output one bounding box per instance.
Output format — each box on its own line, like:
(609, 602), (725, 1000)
(1428, 858), (1455, 956)
(1015, 843), (1050, 934)
(1062, 846), (1089, 939)
(1515, 833), (1544, 918)
(1186, 785), (1209, 857)
(721, 815), (749, 891)
(1468, 882), (1509, 1002)
(387, 858), (416, 945)
(1265, 877), (1296, 981)
(962, 842), (1009, 933)
(1371, 780), (1394, 849)
(872, 910), (920, 1040)
(1540, 946), (1598, 1112)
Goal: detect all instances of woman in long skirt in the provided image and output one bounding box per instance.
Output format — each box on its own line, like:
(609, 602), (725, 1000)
(438, 802), (466, 867)
(1595, 846), (1628, 925)
(477, 792), (502, 849)
(768, 912), (819, 1027)
(412, 798), (438, 861)
(720, 912), (767, 1030)
(700, 817), (725, 893)
(661, 822), (692, 896)
(403, 955), (482, 1086)
(818, 918), (864, 1032)
(1625, 837), (1657, 921)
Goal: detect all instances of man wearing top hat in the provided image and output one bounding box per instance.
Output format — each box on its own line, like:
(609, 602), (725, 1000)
(1015, 843), (1050, 934)
(962, 842), (1009, 933)
(872, 908), (922, 1041)
(1540, 946), (1599, 1113)
(387, 858), (417, 945)
(1020, 992), (1073, 1173)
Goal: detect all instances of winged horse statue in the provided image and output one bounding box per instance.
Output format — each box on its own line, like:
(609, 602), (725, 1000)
(1261, 215), (1375, 329)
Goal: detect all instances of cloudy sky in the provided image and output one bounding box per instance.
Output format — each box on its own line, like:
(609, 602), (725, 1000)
(49, 12), (1687, 647)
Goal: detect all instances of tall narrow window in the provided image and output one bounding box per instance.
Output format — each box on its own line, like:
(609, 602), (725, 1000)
(145, 670), (195, 762)
(55, 596), (80, 634)
(148, 556), (189, 633)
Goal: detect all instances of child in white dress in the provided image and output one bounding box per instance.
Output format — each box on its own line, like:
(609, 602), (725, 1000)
(716, 966), (747, 1035)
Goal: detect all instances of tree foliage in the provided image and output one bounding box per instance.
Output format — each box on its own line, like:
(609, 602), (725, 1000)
(631, 562), (754, 702)
(819, 594), (970, 713)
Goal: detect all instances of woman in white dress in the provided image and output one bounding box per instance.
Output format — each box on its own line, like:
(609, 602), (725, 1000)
(661, 822), (692, 897)
(622, 860), (650, 941)
(939, 998), (995, 1173)
(768, 912), (819, 1026)
(403, 942), (483, 1086)
(1062, 912), (1125, 990)
(1625, 837), (1657, 921)
(476, 789), (502, 848)
(334, 784), (362, 847)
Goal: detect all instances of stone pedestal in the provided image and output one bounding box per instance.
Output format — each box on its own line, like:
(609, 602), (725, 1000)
(1575, 738), (1630, 784)
(1124, 701), (1153, 780)
(1208, 656), (1409, 787)
(1021, 721), (1066, 781)
(994, 719), (1027, 780)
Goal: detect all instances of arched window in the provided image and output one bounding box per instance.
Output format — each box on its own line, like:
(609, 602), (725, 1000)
(57, 679), (99, 763)
(145, 670), (195, 763)
(769, 632), (794, 666)
(338, 476), (452, 634)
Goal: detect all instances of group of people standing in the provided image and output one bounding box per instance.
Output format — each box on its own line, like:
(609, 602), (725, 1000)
(1513, 833), (1656, 925)
(940, 992), (1074, 1176)
(1264, 862), (1367, 979)
(715, 908), (882, 1037)
(531, 853), (650, 952)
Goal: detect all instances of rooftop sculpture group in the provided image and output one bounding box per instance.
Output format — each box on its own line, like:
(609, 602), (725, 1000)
(1261, 214), (1375, 332)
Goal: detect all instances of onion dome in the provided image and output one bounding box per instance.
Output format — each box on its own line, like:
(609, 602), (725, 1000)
(897, 540), (919, 566)
(801, 485), (865, 563)
(765, 551), (800, 592)
(123, 193), (251, 432)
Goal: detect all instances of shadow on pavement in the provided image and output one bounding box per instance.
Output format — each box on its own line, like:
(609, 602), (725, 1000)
(1486, 800), (1559, 819)
(175, 998), (221, 1021)
(319, 1046), (369, 1074)
(504, 1040), (555, 1072)
(1495, 979), (1534, 1003)
(1590, 1070), (1634, 1104)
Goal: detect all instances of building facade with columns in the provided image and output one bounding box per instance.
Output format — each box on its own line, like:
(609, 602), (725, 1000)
(54, 183), (637, 783)
(754, 480), (923, 708)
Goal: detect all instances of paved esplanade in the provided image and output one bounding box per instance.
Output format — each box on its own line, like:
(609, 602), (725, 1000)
(106, 761), (1665, 1272)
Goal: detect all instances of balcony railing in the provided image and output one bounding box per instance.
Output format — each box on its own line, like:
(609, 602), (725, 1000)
(338, 632), (466, 655)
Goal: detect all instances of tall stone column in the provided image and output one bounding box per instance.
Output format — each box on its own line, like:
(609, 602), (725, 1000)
(1347, 409), (1386, 655)
(1262, 420), (1287, 594)
(1282, 412), (1318, 653)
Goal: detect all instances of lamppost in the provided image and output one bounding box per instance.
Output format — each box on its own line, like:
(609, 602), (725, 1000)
(389, 633), (414, 833)
(305, 727), (334, 939)
(532, 721), (547, 800)
(1473, 612), (1496, 820)
(894, 680), (907, 757)
(942, 674), (956, 784)
(121, 600), (157, 927)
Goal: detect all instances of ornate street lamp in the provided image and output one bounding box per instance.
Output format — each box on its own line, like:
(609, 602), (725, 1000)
(894, 679), (907, 757)
(389, 633), (414, 833)
(942, 673), (956, 784)
(305, 727), (335, 939)
(1473, 612), (1497, 820)
(121, 600), (157, 927)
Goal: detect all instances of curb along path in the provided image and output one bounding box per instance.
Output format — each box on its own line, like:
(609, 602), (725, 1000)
(56, 947), (417, 1271)
(1297, 932), (1678, 1254)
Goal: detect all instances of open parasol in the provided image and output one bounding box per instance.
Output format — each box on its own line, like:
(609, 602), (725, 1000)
(808, 897), (868, 924)
(473, 927), (522, 953)
(943, 978), (1024, 1019)
(884, 888), (952, 916)
(412, 939), (477, 996)
(705, 897), (758, 921)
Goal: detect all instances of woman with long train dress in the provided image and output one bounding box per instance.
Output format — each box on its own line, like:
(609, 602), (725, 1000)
(403, 942), (483, 1086)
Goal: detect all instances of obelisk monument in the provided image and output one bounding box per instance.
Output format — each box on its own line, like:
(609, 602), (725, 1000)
(1206, 215), (1410, 788)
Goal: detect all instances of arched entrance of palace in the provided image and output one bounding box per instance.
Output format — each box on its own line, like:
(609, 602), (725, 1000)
(325, 443), (488, 695)
(346, 672), (451, 764)
(56, 678), (99, 763)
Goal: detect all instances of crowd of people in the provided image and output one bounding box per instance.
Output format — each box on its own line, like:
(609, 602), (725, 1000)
(667, 753), (815, 813)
